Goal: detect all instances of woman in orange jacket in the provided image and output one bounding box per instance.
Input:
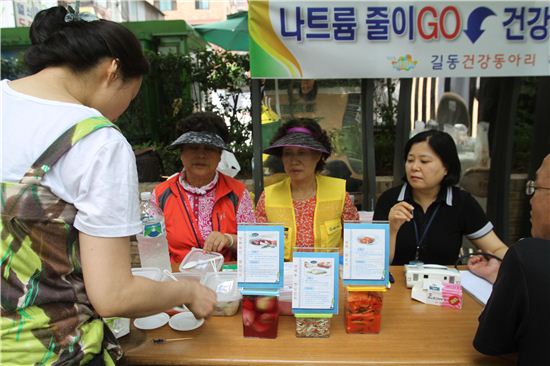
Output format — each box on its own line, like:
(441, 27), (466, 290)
(153, 112), (255, 264)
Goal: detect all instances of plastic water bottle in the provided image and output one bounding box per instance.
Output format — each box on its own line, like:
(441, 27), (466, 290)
(136, 192), (171, 272)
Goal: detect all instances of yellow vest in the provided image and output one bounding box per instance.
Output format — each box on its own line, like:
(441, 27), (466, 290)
(264, 175), (346, 260)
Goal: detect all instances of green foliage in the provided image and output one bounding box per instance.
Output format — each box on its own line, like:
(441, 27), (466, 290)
(1, 55), (28, 80)
(117, 50), (194, 148)
(374, 79), (397, 175)
(118, 49), (251, 177)
(189, 50), (252, 177)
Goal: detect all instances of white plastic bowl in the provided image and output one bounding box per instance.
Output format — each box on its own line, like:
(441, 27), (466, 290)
(133, 312), (169, 330)
(168, 311), (204, 331)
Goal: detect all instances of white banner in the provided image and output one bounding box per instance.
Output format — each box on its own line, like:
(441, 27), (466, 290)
(249, 0), (550, 78)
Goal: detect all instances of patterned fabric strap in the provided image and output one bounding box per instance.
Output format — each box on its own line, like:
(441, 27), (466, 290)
(25, 116), (117, 180)
(0, 115), (121, 365)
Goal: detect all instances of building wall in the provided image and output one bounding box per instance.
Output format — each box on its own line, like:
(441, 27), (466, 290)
(121, 0), (164, 21)
(1, 0), (57, 28)
(160, 0), (247, 25)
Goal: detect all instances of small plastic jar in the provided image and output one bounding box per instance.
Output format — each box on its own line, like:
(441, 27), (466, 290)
(295, 314), (332, 338)
(344, 286), (386, 334)
(202, 272), (241, 316)
(242, 294), (279, 338)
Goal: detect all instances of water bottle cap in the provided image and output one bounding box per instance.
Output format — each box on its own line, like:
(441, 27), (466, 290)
(140, 192), (152, 201)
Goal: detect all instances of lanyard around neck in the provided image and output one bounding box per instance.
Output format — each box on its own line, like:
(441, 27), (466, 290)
(175, 182), (202, 248)
(412, 204), (440, 262)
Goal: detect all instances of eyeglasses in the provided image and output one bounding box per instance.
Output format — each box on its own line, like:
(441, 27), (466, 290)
(525, 180), (550, 196)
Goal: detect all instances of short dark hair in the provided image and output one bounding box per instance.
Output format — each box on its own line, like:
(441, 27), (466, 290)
(177, 112), (229, 143)
(403, 130), (461, 186)
(24, 6), (148, 79)
(270, 118), (331, 172)
(299, 80), (318, 101)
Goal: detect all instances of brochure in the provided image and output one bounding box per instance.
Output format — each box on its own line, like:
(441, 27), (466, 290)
(237, 224), (284, 289)
(292, 252), (339, 314)
(343, 222), (390, 286)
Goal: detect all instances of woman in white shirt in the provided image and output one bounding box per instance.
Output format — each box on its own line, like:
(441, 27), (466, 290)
(1, 5), (215, 365)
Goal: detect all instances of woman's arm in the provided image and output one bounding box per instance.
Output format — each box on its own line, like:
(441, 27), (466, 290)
(387, 201), (415, 263)
(468, 231), (508, 283)
(80, 233), (216, 319)
(204, 188), (255, 254)
(471, 231), (508, 259)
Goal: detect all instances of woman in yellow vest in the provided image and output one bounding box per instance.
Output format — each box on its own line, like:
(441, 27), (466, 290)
(255, 118), (359, 260)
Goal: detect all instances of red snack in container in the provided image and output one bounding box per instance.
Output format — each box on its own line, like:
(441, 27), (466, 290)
(344, 287), (385, 334)
(242, 295), (279, 338)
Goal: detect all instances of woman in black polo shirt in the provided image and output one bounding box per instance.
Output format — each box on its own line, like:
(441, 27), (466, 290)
(373, 130), (508, 265)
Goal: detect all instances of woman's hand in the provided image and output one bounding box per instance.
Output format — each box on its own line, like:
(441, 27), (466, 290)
(185, 280), (217, 319)
(388, 201), (414, 233)
(203, 231), (234, 253)
(467, 255), (501, 284)
(80, 233), (217, 319)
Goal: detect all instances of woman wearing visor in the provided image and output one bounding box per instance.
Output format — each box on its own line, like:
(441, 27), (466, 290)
(255, 118), (359, 260)
(153, 112), (255, 264)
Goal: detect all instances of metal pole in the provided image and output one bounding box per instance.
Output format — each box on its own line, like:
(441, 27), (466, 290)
(251, 79), (263, 203)
(393, 79), (413, 185)
(486, 77), (521, 243)
(360, 79), (376, 211)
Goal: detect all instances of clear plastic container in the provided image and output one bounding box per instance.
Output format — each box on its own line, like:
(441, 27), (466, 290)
(279, 286), (293, 316)
(105, 317), (130, 339)
(179, 248), (224, 274)
(164, 271), (202, 283)
(295, 314), (332, 338)
(345, 286), (385, 334)
(279, 262), (293, 316)
(112, 268), (164, 337)
(131, 267), (163, 281)
(202, 272), (241, 316)
(242, 295), (279, 338)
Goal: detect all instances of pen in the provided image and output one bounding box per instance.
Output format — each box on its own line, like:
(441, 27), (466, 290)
(153, 337), (192, 344)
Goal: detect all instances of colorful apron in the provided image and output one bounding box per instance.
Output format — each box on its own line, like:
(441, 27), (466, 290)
(1, 117), (122, 365)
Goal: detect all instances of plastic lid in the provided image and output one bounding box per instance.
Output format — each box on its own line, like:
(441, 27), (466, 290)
(295, 313), (333, 319)
(140, 192), (152, 201)
(202, 272), (241, 302)
(346, 286), (387, 292)
(240, 288), (280, 296)
(179, 248), (224, 273)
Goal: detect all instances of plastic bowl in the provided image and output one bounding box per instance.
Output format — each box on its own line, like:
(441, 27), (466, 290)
(168, 311), (204, 331)
(133, 312), (169, 330)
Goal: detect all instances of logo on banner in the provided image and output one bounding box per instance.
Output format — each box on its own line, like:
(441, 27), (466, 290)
(390, 54), (417, 71)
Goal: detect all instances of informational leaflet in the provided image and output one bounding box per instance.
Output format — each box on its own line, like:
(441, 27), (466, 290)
(292, 252), (339, 314)
(343, 222), (390, 286)
(237, 224), (284, 289)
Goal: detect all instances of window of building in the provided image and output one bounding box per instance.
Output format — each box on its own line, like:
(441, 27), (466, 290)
(158, 0), (176, 11)
(195, 0), (209, 10)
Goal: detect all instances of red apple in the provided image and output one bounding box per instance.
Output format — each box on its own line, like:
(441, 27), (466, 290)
(255, 296), (277, 312)
(257, 312), (276, 324)
(242, 308), (256, 326)
(242, 298), (255, 311)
